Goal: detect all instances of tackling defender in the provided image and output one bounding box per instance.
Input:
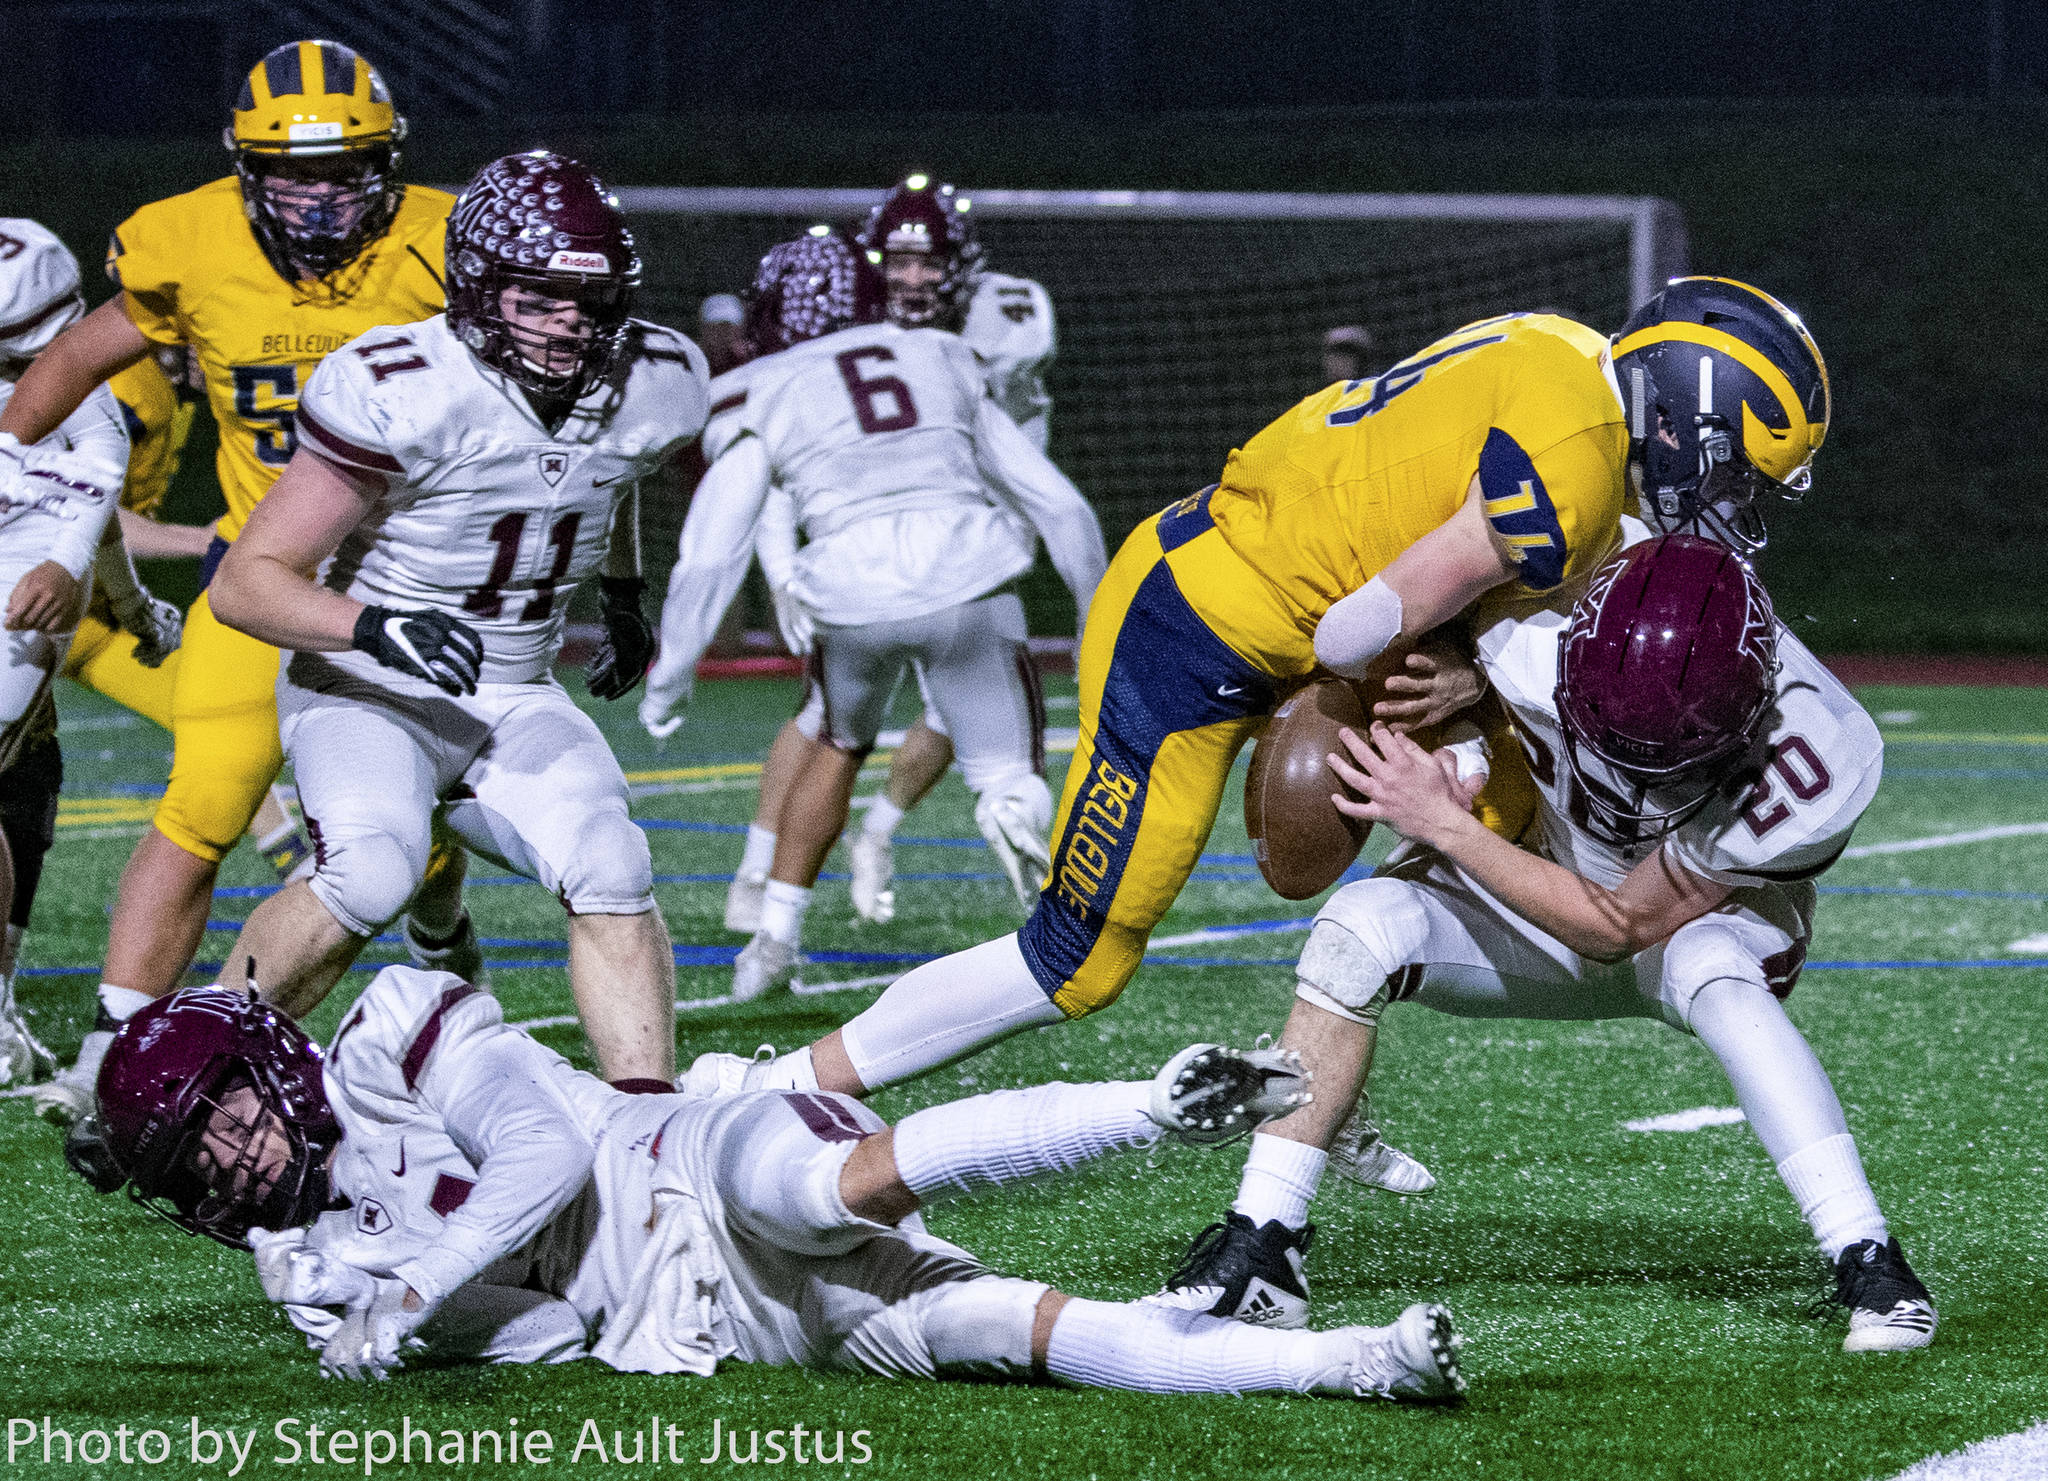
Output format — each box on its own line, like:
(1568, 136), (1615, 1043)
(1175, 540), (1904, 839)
(89, 969), (1464, 1404)
(1165, 531), (1935, 1354)
(692, 285), (1828, 1114)
(0, 219), (174, 1084)
(640, 229), (1102, 1002)
(730, 175), (1064, 931)
(5, 42), (475, 1127)
(207, 151), (707, 1088)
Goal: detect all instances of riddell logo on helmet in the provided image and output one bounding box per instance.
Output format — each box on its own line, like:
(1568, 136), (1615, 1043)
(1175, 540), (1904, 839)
(547, 249), (609, 273)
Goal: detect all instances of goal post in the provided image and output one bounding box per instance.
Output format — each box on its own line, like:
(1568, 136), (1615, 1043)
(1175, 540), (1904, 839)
(600, 186), (1687, 626)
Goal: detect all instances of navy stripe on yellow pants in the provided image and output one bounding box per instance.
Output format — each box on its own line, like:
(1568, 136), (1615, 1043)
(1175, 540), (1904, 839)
(1019, 494), (1281, 1017)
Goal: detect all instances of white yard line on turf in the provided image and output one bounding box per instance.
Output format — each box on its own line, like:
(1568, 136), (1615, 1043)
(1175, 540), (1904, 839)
(1148, 920), (1312, 949)
(1843, 821), (2048, 858)
(1884, 1422), (2048, 1481)
(1622, 1106), (1746, 1132)
(2008, 933), (2048, 953)
(512, 975), (892, 1029)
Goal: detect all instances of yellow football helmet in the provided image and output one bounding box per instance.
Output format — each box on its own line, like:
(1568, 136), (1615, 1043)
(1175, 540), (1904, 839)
(225, 40), (408, 279)
(1613, 276), (1829, 555)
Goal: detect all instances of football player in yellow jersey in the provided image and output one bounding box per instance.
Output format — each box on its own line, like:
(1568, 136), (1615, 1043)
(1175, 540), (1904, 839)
(62, 349), (314, 876)
(680, 288), (1832, 1121)
(0, 41), (471, 1127)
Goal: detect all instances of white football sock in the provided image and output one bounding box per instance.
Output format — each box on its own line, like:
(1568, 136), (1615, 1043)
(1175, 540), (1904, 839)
(862, 796), (906, 840)
(759, 880), (812, 948)
(892, 1080), (1156, 1201)
(1044, 1297), (1345, 1395)
(755, 1044), (820, 1092)
(1232, 1132), (1328, 1230)
(98, 983), (153, 1023)
(839, 932), (1064, 1092)
(738, 825), (777, 878)
(1778, 1133), (1888, 1261)
(1688, 978), (1848, 1159)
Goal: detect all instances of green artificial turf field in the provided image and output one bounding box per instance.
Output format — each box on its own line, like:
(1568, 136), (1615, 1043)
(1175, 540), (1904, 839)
(3, 672), (2044, 1481)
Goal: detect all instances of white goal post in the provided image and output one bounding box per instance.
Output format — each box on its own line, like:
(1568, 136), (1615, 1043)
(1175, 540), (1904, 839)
(598, 186), (1687, 624)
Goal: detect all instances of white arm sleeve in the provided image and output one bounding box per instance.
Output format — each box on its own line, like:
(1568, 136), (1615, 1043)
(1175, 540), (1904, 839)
(971, 396), (1107, 630)
(1313, 576), (1405, 678)
(641, 435), (774, 708)
(752, 483), (799, 592)
(385, 1030), (597, 1306)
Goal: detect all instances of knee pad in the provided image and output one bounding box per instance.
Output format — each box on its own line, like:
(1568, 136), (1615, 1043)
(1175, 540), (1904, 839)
(922, 1277), (1048, 1379)
(0, 732), (62, 928)
(554, 808), (655, 915)
(722, 1092), (887, 1258)
(1661, 919), (1777, 1029)
(306, 827), (428, 937)
(1298, 878), (1432, 1015)
(792, 675), (825, 741)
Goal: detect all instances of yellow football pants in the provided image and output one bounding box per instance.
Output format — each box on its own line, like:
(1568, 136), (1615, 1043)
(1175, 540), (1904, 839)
(154, 592), (285, 863)
(62, 609), (180, 731)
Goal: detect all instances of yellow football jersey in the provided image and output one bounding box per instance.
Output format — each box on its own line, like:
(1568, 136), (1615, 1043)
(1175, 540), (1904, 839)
(106, 176), (452, 540)
(105, 352), (194, 519)
(1208, 313), (1629, 650)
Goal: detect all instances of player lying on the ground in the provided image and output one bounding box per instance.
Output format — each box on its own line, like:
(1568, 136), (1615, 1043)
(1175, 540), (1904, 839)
(640, 228), (1104, 1004)
(89, 969), (1466, 1403)
(203, 151), (708, 1089)
(682, 280), (1832, 1129)
(6, 43), (476, 1131)
(731, 174), (1062, 932)
(1166, 533), (1935, 1354)
(0, 218), (180, 1086)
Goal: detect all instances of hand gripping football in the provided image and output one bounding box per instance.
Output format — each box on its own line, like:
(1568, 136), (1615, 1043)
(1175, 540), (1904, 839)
(1244, 677), (1373, 900)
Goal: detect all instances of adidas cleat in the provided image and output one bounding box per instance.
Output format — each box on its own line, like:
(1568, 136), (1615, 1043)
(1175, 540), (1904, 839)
(732, 933), (802, 1003)
(1824, 1237), (1938, 1352)
(1150, 1211), (1313, 1329)
(1148, 1042), (1312, 1146)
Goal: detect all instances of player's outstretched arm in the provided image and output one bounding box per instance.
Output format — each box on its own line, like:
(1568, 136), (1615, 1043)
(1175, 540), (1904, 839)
(211, 448), (383, 651)
(0, 297), (153, 446)
(1330, 721), (1730, 962)
(640, 436), (773, 734)
(971, 396), (1108, 630)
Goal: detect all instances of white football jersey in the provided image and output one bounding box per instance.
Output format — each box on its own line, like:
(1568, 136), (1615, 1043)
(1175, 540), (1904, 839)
(961, 272), (1055, 451)
(705, 320), (1038, 625)
(297, 315), (709, 683)
(1477, 535), (1882, 890)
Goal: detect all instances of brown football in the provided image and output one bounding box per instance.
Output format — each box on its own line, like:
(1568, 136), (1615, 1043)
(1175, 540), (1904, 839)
(1244, 677), (1374, 900)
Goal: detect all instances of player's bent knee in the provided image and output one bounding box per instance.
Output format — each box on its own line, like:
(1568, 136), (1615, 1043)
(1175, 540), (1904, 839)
(306, 830), (428, 938)
(722, 1092), (893, 1258)
(922, 1277), (1049, 1380)
(1303, 879), (1431, 1002)
(556, 809), (656, 915)
(1663, 922), (1779, 1029)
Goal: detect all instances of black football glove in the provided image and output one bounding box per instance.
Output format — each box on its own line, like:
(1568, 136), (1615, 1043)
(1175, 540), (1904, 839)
(586, 576), (655, 701)
(351, 605), (484, 696)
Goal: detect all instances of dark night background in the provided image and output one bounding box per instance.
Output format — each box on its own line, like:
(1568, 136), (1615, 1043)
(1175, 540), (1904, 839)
(3, 1), (2045, 652)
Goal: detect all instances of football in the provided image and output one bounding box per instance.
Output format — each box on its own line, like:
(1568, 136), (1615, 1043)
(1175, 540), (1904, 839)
(1244, 677), (1374, 899)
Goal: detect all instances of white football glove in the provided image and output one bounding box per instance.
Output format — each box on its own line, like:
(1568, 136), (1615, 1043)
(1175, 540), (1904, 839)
(320, 1276), (433, 1382)
(249, 1226), (373, 1308)
(975, 777), (1055, 909)
(638, 669), (691, 741)
(770, 581), (814, 657)
(110, 589), (183, 668)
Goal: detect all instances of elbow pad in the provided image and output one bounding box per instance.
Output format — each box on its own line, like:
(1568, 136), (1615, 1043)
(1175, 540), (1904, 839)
(1313, 576), (1403, 678)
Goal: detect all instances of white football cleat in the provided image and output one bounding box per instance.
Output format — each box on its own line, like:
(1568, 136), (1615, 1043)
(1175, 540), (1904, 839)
(848, 831), (896, 924)
(32, 1028), (113, 1127)
(678, 1044), (780, 1097)
(1329, 1100), (1437, 1195)
(974, 785), (1052, 909)
(402, 910), (489, 989)
(724, 870), (767, 934)
(0, 1006), (57, 1089)
(1149, 1042), (1312, 1146)
(732, 933), (801, 1003)
(1312, 1302), (1467, 1402)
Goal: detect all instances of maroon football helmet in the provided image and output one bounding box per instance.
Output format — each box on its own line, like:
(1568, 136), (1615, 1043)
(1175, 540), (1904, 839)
(446, 151), (643, 399)
(743, 227), (886, 355)
(856, 174), (982, 328)
(96, 986), (341, 1248)
(1555, 535), (1780, 843)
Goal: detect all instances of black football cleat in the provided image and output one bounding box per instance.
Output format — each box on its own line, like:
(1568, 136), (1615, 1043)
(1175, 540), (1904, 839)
(1148, 1211), (1314, 1329)
(1821, 1237), (1938, 1352)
